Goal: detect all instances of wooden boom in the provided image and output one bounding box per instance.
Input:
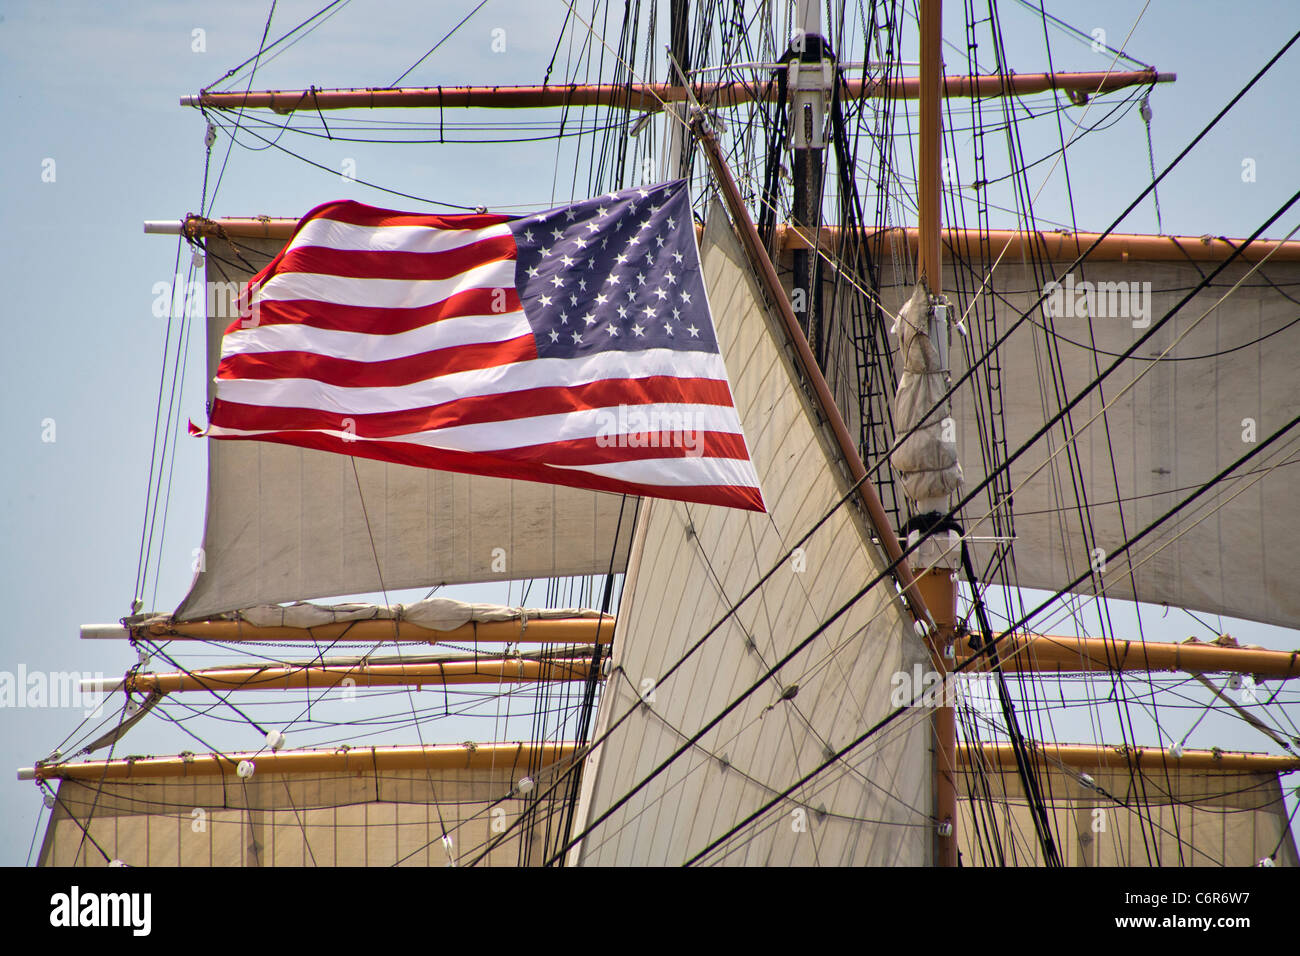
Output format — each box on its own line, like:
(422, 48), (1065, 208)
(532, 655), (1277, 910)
(20, 741), (579, 781)
(150, 216), (1300, 265)
(83, 615), (615, 645)
(22, 741), (1292, 783)
(182, 71), (1172, 113)
(88, 654), (599, 694)
(957, 633), (1300, 678)
(88, 632), (1290, 699)
(960, 742), (1300, 774)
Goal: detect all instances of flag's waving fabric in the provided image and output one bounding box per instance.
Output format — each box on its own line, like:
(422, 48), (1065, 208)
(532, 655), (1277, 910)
(204, 180), (764, 512)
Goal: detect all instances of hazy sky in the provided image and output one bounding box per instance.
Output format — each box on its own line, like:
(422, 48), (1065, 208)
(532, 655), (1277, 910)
(2, 0), (1298, 866)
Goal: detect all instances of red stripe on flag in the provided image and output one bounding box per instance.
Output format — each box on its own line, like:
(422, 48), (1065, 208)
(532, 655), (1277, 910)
(218, 335), (538, 386)
(210, 377), (737, 436)
(481, 432), (753, 465)
(278, 234), (516, 281)
(225, 287), (522, 335)
(302, 199), (513, 231)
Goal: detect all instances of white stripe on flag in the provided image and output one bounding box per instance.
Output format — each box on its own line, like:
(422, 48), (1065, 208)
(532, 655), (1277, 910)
(370, 403), (746, 451)
(216, 349), (732, 414)
(549, 455), (763, 489)
(221, 311), (529, 361)
(255, 259), (515, 309)
(288, 219), (512, 255)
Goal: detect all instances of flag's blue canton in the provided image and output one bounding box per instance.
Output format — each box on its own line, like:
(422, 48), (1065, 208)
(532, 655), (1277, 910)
(509, 180), (717, 358)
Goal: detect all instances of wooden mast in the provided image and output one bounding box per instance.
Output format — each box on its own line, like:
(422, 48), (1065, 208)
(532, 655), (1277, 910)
(917, 0), (943, 298)
(914, 0), (959, 869)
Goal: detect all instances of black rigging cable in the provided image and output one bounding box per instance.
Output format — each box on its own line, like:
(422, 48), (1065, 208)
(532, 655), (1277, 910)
(684, 407), (1300, 865)
(389, 0), (491, 87)
(205, 0), (349, 92)
(531, 176), (1300, 865)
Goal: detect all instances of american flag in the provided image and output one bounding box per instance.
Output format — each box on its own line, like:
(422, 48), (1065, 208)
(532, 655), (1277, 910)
(202, 180), (765, 512)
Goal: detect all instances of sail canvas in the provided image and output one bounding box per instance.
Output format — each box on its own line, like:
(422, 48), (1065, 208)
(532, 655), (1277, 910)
(571, 205), (932, 866)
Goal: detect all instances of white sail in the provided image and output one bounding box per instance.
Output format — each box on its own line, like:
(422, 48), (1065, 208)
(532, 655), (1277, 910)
(958, 748), (1299, 867)
(892, 283), (962, 510)
(36, 744), (571, 867)
(571, 207), (931, 866)
(176, 236), (635, 620)
(871, 256), (1300, 630)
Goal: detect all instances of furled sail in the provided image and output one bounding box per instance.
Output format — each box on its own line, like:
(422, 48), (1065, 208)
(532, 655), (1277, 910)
(892, 283), (962, 510)
(958, 745), (1299, 867)
(35, 743), (572, 867)
(176, 235), (635, 621)
(98, 597), (610, 647)
(873, 255), (1300, 630)
(171, 596), (604, 631)
(570, 206), (931, 866)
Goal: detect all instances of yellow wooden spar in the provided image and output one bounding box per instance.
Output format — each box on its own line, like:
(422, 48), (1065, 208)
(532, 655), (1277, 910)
(960, 742), (1300, 774)
(956, 633), (1300, 677)
(107, 631), (1297, 696)
(22, 741), (580, 781)
(776, 225), (1300, 263)
(104, 654), (598, 694)
(126, 615), (614, 645)
(24, 741), (1294, 783)
(179, 70), (1172, 114)
(161, 216), (1300, 264)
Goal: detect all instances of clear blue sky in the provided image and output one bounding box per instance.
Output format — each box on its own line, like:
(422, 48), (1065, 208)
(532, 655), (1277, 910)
(1, 0), (1297, 866)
